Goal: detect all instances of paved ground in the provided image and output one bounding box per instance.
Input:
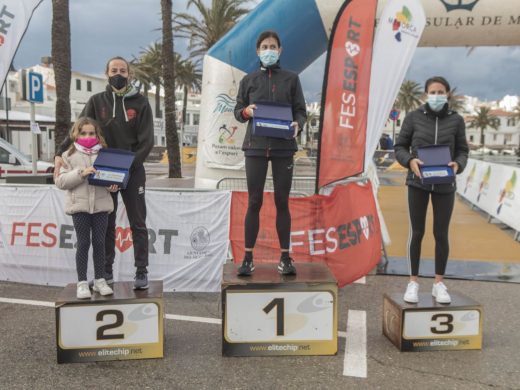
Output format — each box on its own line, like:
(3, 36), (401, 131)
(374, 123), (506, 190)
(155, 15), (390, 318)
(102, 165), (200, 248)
(1, 274), (519, 389)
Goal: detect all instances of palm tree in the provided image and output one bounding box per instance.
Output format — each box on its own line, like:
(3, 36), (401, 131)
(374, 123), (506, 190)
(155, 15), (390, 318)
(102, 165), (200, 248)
(174, 0), (250, 58)
(174, 54), (202, 133)
(136, 42), (163, 118)
(162, 0), (181, 178)
(131, 57), (153, 98)
(448, 87), (466, 113)
(51, 0), (71, 151)
(396, 80), (423, 115)
(468, 106), (499, 148)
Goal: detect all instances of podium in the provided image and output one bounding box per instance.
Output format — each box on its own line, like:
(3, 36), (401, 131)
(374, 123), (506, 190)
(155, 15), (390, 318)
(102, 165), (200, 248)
(383, 292), (482, 352)
(222, 262), (338, 356)
(55, 281), (164, 363)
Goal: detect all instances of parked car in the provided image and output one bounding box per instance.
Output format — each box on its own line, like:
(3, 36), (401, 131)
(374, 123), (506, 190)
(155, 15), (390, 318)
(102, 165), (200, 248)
(0, 138), (54, 178)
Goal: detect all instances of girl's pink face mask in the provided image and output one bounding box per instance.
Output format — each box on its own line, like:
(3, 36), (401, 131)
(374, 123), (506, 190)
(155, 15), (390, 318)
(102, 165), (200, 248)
(76, 137), (99, 148)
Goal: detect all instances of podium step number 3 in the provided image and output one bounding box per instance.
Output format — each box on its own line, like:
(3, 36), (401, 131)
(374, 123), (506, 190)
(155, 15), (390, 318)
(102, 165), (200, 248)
(383, 292), (482, 352)
(56, 281), (164, 363)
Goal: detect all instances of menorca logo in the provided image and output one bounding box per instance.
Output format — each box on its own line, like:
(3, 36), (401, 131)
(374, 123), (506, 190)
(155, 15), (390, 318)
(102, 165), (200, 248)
(439, 0), (480, 12)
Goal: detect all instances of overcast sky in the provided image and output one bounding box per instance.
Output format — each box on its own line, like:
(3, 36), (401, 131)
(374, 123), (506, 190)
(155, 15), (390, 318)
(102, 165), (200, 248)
(12, 0), (520, 103)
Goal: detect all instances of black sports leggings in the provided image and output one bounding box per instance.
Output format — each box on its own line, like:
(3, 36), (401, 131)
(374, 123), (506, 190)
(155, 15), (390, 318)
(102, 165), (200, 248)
(72, 212), (109, 281)
(245, 156), (294, 250)
(407, 186), (455, 276)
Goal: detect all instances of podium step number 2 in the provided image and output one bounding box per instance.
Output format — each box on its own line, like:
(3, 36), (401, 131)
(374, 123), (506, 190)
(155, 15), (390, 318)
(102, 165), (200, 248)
(56, 281), (164, 363)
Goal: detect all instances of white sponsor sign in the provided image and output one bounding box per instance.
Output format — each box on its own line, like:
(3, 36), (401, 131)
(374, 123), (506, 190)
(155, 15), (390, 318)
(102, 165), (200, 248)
(457, 159), (520, 232)
(0, 186), (231, 292)
(93, 170), (126, 183)
(403, 310), (480, 339)
(0, 0), (43, 89)
(225, 291), (334, 342)
(59, 303), (159, 348)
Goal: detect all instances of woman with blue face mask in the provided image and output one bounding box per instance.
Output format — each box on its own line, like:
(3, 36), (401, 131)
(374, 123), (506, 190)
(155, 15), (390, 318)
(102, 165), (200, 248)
(394, 76), (469, 305)
(234, 30), (307, 276)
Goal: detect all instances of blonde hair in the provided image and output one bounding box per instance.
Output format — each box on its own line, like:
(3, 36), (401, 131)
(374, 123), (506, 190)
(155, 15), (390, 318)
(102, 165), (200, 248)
(67, 117), (107, 155)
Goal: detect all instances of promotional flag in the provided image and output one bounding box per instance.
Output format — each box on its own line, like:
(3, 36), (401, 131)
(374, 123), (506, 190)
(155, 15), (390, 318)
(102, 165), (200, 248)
(364, 0), (426, 172)
(316, 0), (377, 190)
(0, 0), (43, 90)
(230, 182), (382, 287)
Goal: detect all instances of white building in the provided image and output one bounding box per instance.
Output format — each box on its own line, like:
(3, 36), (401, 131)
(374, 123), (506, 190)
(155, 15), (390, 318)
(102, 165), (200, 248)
(465, 109), (519, 150)
(0, 61), (202, 159)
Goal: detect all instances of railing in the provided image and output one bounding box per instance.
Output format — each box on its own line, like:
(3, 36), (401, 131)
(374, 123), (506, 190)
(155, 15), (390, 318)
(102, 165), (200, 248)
(469, 154), (520, 167)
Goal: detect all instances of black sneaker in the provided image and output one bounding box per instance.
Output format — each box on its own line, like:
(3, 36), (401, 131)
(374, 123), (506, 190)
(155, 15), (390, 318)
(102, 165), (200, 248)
(237, 260), (255, 276)
(134, 271), (149, 290)
(278, 257), (296, 275)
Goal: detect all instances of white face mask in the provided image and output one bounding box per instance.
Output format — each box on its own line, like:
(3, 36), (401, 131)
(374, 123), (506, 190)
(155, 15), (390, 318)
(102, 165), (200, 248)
(258, 50), (279, 67)
(427, 94), (448, 111)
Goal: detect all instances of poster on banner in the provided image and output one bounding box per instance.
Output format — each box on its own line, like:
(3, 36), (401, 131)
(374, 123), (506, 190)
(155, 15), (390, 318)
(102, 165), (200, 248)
(200, 57), (247, 170)
(0, 0), (43, 89)
(229, 182), (382, 287)
(0, 187), (231, 292)
(365, 0), (425, 173)
(457, 158), (520, 232)
(317, 0), (377, 189)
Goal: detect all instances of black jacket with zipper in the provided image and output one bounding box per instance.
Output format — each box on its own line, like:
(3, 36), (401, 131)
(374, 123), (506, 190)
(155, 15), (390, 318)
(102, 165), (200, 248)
(234, 63), (307, 157)
(57, 85), (154, 166)
(394, 104), (469, 193)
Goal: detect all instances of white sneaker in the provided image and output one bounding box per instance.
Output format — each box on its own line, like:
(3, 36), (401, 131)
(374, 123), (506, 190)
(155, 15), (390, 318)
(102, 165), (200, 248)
(403, 281), (419, 303)
(93, 278), (113, 296)
(77, 281), (91, 299)
(432, 282), (451, 304)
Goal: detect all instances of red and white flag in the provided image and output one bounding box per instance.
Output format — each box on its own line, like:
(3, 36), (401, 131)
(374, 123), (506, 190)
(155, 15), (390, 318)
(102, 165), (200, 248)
(0, 0), (43, 89)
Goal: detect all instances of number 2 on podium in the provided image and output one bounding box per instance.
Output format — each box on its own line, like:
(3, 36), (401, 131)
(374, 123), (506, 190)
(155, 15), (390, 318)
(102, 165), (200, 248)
(263, 298), (284, 336)
(96, 309), (124, 340)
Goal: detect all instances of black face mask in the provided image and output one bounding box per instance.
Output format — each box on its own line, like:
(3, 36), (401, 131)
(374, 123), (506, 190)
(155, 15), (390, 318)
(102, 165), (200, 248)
(108, 74), (128, 90)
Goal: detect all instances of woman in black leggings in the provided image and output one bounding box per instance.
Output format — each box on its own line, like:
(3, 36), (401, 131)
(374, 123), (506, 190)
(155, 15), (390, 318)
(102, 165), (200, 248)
(394, 76), (468, 304)
(234, 30), (307, 276)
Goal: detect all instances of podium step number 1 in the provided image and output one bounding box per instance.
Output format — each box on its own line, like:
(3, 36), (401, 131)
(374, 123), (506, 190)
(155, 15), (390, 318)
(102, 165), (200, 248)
(222, 263), (338, 356)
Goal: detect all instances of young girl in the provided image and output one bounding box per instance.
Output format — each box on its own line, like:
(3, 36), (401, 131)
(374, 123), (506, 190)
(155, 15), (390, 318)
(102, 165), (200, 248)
(55, 117), (118, 299)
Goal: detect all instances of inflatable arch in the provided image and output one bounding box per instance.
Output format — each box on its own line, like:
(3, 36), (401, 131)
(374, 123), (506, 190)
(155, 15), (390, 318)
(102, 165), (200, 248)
(195, 0), (520, 188)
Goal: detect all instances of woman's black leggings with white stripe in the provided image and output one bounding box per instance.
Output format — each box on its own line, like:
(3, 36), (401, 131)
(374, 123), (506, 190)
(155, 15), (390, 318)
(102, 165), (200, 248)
(407, 186), (455, 276)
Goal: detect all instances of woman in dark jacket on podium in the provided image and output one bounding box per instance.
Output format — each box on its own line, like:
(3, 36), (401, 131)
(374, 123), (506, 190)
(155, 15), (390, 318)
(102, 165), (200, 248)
(234, 30), (307, 276)
(394, 76), (469, 304)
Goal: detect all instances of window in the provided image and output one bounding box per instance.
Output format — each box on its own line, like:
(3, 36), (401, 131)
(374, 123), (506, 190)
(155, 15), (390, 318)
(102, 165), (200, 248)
(505, 134), (512, 142)
(161, 136), (166, 146)
(87, 81), (92, 92)
(193, 113), (200, 126)
(76, 79), (81, 90)
(493, 134), (498, 141)
(0, 147), (9, 164)
(8, 80), (16, 93)
(396, 119), (401, 126)
(507, 118), (516, 127)
(469, 135), (474, 142)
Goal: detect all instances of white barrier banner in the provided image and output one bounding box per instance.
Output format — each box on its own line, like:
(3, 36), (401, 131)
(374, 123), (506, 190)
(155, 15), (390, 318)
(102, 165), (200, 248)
(457, 159), (520, 232)
(0, 186), (231, 292)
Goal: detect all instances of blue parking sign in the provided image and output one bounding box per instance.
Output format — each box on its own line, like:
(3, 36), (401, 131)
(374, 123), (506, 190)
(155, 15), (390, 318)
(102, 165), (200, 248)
(26, 72), (44, 103)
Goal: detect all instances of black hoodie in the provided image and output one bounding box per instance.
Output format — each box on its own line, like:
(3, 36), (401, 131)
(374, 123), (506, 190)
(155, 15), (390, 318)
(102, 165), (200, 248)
(234, 63), (307, 157)
(58, 85), (154, 166)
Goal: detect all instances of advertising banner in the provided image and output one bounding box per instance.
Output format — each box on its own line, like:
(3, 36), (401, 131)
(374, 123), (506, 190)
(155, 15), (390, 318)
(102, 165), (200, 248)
(229, 182), (382, 287)
(0, 187), (231, 292)
(316, 0), (377, 189)
(457, 158), (520, 232)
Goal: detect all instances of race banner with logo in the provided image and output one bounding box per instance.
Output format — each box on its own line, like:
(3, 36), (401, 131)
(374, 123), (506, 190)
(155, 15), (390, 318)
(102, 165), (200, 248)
(365, 0), (425, 173)
(0, 0), (43, 89)
(316, 0), (377, 190)
(457, 159), (520, 232)
(0, 187), (231, 292)
(230, 182), (382, 287)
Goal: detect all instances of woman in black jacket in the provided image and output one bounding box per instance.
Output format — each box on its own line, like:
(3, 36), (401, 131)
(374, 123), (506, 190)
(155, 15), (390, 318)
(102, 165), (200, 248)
(394, 76), (469, 304)
(234, 30), (307, 276)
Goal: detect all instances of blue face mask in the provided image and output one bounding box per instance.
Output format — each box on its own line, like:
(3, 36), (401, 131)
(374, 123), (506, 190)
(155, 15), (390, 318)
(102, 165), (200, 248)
(258, 50), (279, 67)
(427, 94), (448, 111)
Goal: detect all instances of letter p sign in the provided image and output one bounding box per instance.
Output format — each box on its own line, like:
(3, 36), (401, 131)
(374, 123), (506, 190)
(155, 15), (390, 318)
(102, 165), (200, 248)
(26, 72), (44, 103)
